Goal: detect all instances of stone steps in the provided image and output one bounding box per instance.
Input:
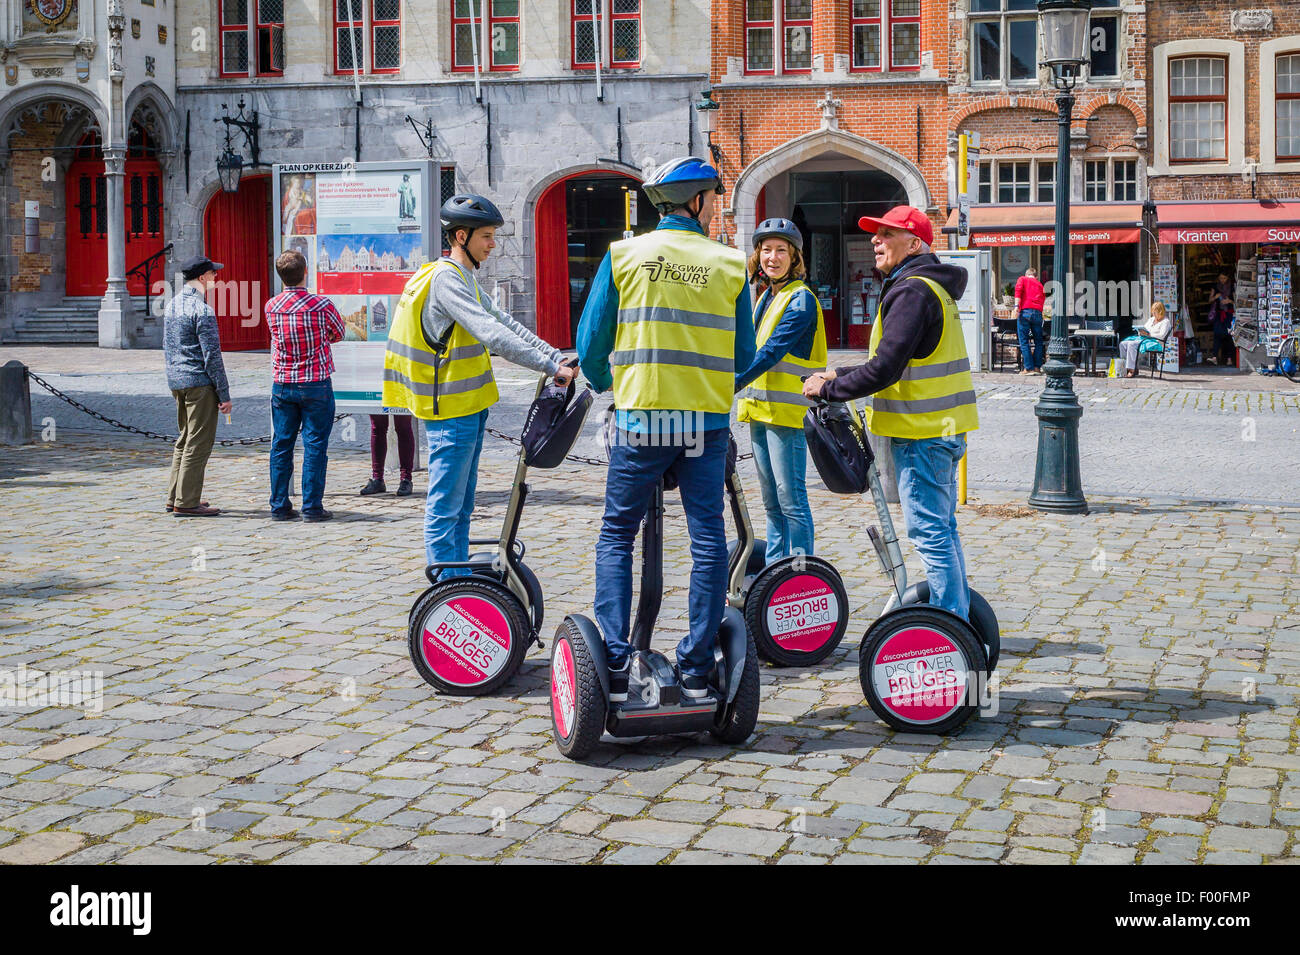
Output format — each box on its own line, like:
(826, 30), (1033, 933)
(2, 296), (151, 344)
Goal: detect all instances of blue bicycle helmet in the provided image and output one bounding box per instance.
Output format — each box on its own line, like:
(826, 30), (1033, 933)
(441, 194), (505, 267)
(752, 217), (803, 252)
(642, 157), (723, 216)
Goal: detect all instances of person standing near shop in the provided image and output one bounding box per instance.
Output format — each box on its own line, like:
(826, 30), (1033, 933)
(383, 194), (576, 574)
(264, 249), (345, 522)
(1014, 266), (1047, 375)
(803, 206), (978, 621)
(1208, 271), (1236, 366)
(163, 255), (231, 517)
(360, 414), (415, 497)
(735, 217), (826, 564)
(578, 157), (755, 702)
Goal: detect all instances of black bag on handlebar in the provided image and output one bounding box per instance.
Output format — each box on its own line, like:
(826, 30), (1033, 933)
(521, 376), (593, 468)
(803, 401), (873, 494)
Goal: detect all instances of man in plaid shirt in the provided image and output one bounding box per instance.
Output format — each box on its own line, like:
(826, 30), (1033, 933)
(265, 249), (345, 522)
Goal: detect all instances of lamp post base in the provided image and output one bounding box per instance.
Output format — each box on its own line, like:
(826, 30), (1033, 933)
(1028, 358), (1088, 514)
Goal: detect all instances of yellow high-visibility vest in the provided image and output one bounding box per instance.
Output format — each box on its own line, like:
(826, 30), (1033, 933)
(608, 227), (747, 413)
(737, 280), (827, 429)
(381, 260), (499, 420)
(865, 275), (979, 439)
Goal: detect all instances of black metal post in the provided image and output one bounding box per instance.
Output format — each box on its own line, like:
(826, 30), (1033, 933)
(1028, 86), (1088, 513)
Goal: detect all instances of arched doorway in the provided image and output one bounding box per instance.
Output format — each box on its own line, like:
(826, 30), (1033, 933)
(63, 121), (165, 297)
(203, 175), (271, 350)
(533, 171), (657, 347)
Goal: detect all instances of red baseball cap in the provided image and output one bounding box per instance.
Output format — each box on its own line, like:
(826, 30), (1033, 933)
(858, 205), (934, 247)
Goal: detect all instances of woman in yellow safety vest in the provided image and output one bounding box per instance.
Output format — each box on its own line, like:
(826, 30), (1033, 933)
(735, 218), (827, 563)
(382, 194), (576, 575)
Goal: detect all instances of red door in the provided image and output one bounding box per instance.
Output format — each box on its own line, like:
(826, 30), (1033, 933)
(535, 180), (570, 347)
(203, 176), (271, 350)
(124, 159), (165, 294)
(65, 159), (108, 296)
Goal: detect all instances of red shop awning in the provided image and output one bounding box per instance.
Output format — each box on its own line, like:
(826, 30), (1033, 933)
(943, 204), (1142, 247)
(1156, 201), (1300, 244)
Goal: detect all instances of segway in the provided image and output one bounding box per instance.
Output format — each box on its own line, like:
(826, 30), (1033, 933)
(549, 467), (761, 761)
(804, 399), (1000, 734)
(407, 371), (591, 696)
(723, 433), (849, 667)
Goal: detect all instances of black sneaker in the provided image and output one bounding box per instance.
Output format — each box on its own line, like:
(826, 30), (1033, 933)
(396, 478), (413, 496)
(608, 662), (630, 703)
(271, 508), (300, 521)
(679, 672), (710, 701)
(302, 509), (333, 523)
(360, 478), (386, 495)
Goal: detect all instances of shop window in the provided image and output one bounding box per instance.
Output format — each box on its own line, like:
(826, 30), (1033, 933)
(572, 1), (640, 70)
(745, 1), (775, 74)
(452, 0), (519, 72)
(1084, 160), (1108, 202)
(221, 0), (284, 76)
(970, 0), (1038, 85)
(1037, 160), (1055, 203)
(1277, 53), (1300, 160)
(998, 161), (1030, 204)
(1088, 0), (1119, 79)
(783, 1), (812, 74)
(1170, 56), (1226, 162)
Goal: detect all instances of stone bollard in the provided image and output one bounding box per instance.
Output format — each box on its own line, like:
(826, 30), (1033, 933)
(0, 360), (34, 446)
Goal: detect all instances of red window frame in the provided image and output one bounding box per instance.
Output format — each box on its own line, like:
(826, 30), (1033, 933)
(452, 0), (520, 73)
(1169, 56), (1227, 164)
(1277, 52), (1300, 161)
(781, 1), (813, 75)
(743, 1), (776, 76)
(370, 0), (402, 74)
(609, 0), (640, 69)
(888, 0), (921, 72)
(219, 1), (249, 77)
(334, 0), (363, 75)
(220, 1), (284, 78)
(850, 1), (883, 74)
(571, 0), (600, 70)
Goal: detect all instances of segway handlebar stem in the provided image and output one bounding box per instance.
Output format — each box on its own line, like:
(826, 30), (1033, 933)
(867, 461), (908, 607)
(629, 480), (665, 652)
(725, 470), (756, 606)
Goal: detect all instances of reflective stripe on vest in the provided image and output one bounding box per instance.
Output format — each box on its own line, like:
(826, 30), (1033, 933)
(737, 280), (828, 429)
(609, 228), (746, 414)
(865, 275), (979, 439)
(381, 260), (499, 420)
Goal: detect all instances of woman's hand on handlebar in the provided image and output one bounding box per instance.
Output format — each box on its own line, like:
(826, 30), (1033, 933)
(802, 369), (837, 398)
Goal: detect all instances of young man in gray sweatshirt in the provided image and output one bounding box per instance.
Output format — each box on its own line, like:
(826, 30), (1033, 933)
(163, 255), (232, 516)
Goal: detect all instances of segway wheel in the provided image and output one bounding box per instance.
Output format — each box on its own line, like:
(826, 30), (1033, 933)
(711, 630), (760, 744)
(550, 618), (607, 760)
(859, 607), (987, 735)
(408, 578), (531, 696)
(745, 556), (849, 667)
(897, 582), (1000, 672)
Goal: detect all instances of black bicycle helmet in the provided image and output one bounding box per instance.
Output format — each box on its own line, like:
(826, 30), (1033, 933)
(441, 194), (505, 267)
(752, 217), (803, 252)
(642, 157), (723, 219)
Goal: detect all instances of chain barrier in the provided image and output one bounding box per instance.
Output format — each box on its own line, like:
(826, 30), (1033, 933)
(27, 370), (346, 447)
(28, 369), (755, 465)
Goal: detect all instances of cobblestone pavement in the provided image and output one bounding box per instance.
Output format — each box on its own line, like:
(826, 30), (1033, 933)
(1, 412), (1298, 864)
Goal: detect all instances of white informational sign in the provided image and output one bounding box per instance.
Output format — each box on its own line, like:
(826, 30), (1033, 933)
(271, 160), (437, 412)
(957, 195), (971, 250)
(937, 249), (993, 371)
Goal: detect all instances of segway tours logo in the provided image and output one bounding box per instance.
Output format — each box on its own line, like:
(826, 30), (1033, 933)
(0, 666), (103, 714)
(640, 256), (712, 288)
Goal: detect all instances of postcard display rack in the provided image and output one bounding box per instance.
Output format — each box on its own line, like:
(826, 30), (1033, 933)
(1258, 258), (1295, 357)
(1152, 264), (1180, 372)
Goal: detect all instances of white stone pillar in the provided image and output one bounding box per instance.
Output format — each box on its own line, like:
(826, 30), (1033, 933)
(97, 147), (136, 347)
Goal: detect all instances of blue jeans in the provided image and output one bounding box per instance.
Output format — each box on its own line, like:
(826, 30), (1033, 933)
(748, 421), (814, 563)
(891, 433), (970, 620)
(594, 428), (729, 679)
(269, 379), (335, 515)
(1017, 309), (1045, 371)
(424, 409), (488, 576)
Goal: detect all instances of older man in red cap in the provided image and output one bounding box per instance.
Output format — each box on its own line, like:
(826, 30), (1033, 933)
(803, 205), (978, 620)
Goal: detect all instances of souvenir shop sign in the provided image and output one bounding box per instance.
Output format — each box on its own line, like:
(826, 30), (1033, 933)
(1156, 201), (1300, 245)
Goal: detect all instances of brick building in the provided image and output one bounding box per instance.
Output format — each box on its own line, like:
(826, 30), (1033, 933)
(1146, 1), (1300, 369)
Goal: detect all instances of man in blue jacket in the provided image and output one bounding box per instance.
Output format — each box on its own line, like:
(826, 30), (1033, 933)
(577, 158), (756, 702)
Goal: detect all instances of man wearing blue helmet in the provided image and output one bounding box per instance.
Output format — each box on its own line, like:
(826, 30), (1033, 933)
(577, 157), (757, 703)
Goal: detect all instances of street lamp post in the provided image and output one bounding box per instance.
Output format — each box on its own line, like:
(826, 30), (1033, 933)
(695, 89), (723, 168)
(1029, 0), (1092, 514)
